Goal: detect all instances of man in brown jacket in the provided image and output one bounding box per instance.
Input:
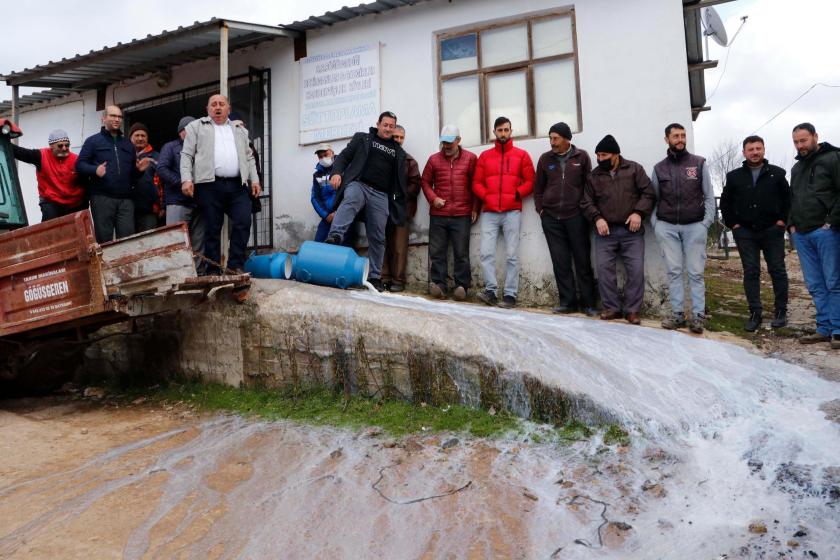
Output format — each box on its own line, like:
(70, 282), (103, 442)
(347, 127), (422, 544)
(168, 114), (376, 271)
(534, 122), (597, 316)
(580, 135), (656, 325)
(381, 124), (421, 292)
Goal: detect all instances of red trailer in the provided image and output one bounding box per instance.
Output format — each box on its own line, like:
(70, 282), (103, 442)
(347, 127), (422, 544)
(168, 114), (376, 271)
(0, 211), (249, 389)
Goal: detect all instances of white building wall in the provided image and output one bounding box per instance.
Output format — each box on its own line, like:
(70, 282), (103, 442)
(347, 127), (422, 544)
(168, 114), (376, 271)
(13, 0), (697, 311)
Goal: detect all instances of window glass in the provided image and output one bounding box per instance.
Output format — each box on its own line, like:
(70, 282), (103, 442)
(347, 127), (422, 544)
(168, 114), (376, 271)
(486, 70), (529, 140)
(534, 59), (579, 134)
(532, 17), (574, 59)
(442, 76), (481, 147)
(480, 24), (528, 68)
(440, 34), (478, 75)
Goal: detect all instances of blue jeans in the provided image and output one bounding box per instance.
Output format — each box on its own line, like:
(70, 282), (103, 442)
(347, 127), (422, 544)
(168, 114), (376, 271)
(792, 227), (840, 336)
(654, 220), (708, 317)
(480, 210), (521, 297)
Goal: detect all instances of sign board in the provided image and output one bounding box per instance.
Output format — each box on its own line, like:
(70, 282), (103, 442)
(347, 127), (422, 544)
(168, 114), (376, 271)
(299, 43), (380, 145)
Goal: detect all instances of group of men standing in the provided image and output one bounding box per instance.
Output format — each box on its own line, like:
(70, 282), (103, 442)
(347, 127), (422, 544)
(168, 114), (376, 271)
(14, 94), (261, 279)
(13, 102), (839, 348)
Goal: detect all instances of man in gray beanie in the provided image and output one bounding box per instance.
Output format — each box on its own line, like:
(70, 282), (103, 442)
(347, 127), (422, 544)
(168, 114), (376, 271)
(12, 128), (87, 221)
(157, 116), (205, 271)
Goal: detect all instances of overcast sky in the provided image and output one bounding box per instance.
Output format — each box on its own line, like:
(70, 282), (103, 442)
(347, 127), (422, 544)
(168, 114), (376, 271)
(2, 0), (838, 179)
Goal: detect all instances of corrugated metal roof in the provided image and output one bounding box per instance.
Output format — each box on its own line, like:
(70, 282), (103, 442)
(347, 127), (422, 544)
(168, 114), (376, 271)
(285, 0), (432, 31)
(0, 18), (298, 114)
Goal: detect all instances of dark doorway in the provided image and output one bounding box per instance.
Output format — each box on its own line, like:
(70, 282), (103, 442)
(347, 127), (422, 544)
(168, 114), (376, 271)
(122, 68), (273, 249)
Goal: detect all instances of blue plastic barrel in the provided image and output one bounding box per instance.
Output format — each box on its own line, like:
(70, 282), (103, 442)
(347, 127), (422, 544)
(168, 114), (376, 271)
(244, 252), (293, 279)
(293, 240), (368, 289)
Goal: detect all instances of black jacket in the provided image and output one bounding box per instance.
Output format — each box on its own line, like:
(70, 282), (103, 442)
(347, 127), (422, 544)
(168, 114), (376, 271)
(331, 128), (407, 226)
(76, 127), (139, 198)
(790, 142), (840, 233)
(132, 148), (160, 214)
(720, 160), (790, 231)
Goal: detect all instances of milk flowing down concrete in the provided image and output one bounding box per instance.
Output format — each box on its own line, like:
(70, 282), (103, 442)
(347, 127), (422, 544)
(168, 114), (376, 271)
(3, 291), (838, 558)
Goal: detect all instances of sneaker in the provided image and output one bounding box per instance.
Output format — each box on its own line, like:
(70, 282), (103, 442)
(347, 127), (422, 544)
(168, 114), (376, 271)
(498, 295), (516, 309)
(744, 312), (763, 332)
(689, 314), (705, 334)
(582, 307), (600, 317)
(831, 334), (840, 350)
(661, 314), (686, 330)
(324, 233), (341, 245)
(552, 304), (576, 314)
(477, 290), (498, 306)
(382, 280), (392, 292)
(770, 310), (787, 329)
(429, 282), (445, 299)
(453, 286), (467, 301)
(368, 278), (384, 292)
(389, 282), (405, 293)
(799, 333), (830, 345)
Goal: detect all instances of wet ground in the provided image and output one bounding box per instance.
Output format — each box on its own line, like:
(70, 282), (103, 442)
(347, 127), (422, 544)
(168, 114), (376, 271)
(1, 395), (836, 559)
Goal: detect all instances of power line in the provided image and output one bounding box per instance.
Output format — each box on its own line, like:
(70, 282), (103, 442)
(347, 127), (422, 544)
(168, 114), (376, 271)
(753, 82), (840, 133)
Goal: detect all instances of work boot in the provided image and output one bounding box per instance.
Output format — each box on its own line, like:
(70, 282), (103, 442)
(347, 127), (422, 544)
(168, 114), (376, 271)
(453, 286), (467, 301)
(368, 278), (384, 292)
(661, 314), (686, 330)
(389, 282), (405, 293)
(429, 282), (445, 299)
(770, 309), (787, 329)
(600, 309), (621, 321)
(498, 295), (516, 309)
(477, 290), (498, 306)
(325, 233), (341, 245)
(744, 311), (763, 332)
(552, 304), (576, 314)
(799, 332), (830, 345)
(626, 312), (641, 325)
(831, 334), (840, 350)
(689, 314), (705, 334)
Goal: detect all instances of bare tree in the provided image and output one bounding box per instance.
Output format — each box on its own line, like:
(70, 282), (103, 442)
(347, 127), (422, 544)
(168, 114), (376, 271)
(708, 140), (742, 196)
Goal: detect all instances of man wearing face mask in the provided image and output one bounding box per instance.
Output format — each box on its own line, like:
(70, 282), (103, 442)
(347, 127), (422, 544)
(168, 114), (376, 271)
(650, 123), (715, 334)
(473, 116), (535, 308)
(580, 135), (656, 325)
(311, 143), (338, 242)
(720, 135), (790, 332)
(12, 129), (87, 221)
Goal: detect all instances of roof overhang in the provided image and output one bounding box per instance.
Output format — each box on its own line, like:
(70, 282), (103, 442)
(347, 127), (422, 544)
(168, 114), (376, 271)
(0, 18), (299, 114)
(683, 0), (737, 120)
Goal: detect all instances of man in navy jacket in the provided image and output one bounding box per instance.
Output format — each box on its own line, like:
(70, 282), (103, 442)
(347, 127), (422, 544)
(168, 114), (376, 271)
(76, 105), (150, 243)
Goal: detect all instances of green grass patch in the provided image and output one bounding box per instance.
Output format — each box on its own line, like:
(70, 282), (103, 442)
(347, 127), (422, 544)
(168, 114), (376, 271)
(603, 424), (630, 446)
(142, 382), (519, 438)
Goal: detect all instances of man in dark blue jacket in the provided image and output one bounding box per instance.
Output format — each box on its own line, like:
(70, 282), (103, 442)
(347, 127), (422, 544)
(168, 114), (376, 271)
(158, 116), (204, 266)
(128, 122), (161, 232)
(76, 105), (150, 243)
(311, 143), (336, 242)
(720, 135), (790, 332)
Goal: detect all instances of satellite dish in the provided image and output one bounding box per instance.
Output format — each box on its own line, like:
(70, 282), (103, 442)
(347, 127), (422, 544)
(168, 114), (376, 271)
(702, 7), (729, 47)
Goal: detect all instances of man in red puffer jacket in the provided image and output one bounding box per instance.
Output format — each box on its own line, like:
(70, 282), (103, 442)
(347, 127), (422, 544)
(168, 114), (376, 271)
(473, 116), (535, 308)
(422, 124), (479, 300)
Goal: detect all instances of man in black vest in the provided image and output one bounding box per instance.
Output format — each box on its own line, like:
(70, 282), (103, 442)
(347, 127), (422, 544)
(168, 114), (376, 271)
(327, 111), (408, 292)
(651, 123), (715, 334)
(720, 135), (790, 332)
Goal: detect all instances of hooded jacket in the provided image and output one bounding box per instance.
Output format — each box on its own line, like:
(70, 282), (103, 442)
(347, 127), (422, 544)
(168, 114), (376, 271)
(472, 139), (535, 213)
(331, 127), (408, 226)
(789, 142), (840, 233)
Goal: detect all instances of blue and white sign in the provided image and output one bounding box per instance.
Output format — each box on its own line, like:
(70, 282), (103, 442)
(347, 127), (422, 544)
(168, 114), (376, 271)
(299, 43), (380, 145)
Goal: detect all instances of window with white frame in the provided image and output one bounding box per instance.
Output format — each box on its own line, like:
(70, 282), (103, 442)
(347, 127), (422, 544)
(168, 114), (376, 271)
(437, 9), (581, 147)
